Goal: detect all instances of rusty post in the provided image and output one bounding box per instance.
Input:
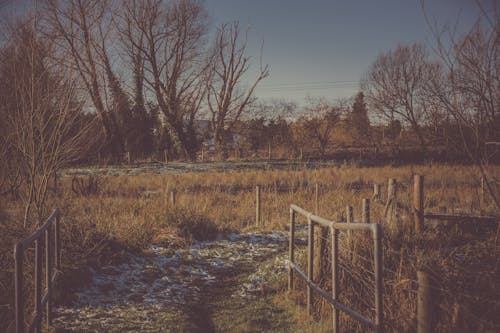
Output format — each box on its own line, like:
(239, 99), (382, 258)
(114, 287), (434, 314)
(414, 175), (424, 233)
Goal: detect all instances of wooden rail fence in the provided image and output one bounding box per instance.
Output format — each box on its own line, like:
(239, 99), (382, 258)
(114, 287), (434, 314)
(288, 204), (383, 333)
(14, 208), (61, 333)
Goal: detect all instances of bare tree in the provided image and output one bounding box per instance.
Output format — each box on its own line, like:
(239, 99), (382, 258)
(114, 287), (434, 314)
(206, 22), (269, 158)
(426, 16), (500, 208)
(43, 0), (127, 158)
(117, 0), (209, 159)
(292, 97), (342, 159)
(364, 43), (440, 152)
(0, 18), (95, 227)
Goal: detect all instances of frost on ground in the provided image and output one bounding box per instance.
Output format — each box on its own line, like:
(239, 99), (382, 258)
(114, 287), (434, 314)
(53, 229), (307, 332)
(62, 160), (338, 177)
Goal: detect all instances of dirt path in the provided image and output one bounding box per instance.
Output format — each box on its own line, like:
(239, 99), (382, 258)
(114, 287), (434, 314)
(53, 230), (306, 332)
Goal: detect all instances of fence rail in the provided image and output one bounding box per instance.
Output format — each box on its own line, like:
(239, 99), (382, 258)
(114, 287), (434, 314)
(288, 204), (383, 333)
(14, 208), (61, 333)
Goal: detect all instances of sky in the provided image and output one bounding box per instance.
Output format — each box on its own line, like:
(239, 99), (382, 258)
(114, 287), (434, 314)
(204, 0), (485, 104)
(0, 0), (489, 106)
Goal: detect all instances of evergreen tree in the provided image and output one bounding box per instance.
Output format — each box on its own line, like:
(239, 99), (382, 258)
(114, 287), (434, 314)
(350, 92), (371, 143)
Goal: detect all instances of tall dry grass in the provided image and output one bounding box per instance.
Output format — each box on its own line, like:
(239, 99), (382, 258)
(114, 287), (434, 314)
(0, 164), (498, 332)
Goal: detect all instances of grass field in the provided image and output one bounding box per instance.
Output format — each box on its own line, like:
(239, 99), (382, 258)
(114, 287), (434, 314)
(1, 163), (498, 332)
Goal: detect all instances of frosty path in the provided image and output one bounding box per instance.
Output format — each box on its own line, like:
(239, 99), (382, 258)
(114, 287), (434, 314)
(53, 230), (306, 332)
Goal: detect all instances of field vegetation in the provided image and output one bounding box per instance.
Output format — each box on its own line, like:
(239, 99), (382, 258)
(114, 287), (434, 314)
(1, 164), (498, 332)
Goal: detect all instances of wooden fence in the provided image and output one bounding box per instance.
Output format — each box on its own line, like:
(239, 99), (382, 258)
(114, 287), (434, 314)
(411, 174), (498, 333)
(14, 208), (61, 333)
(288, 204), (383, 333)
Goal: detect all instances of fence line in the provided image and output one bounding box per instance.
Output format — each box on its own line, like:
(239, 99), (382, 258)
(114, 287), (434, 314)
(14, 208), (61, 333)
(288, 204), (383, 333)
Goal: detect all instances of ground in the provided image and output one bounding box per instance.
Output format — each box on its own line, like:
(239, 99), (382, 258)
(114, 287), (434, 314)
(53, 229), (308, 332)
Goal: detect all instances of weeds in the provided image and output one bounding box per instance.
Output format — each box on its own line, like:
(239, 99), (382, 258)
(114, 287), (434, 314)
(0, 164), (498, 332)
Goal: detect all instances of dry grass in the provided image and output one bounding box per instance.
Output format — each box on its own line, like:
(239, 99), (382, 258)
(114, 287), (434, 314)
(0, 163), (498, 332)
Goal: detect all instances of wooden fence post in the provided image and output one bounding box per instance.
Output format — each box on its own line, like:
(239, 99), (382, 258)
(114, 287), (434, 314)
(53, 172), (58, 195)
(170, 189), (176, 207)
(481, 176), (486, 205)
(373, 183), (380, 201)
(315, 183), (319, 214)
(362, 198), (370, 224)
(346, 206), (353, 244)
(201, 147), (204, 162)
(256, 185), (261, 227)
(127, 151), (131, 165)
(414, 175), (424, 233)
(307, 215), (314, 316)
(417, 270), (433, 333)
(299, 147), (303, 160)
(388, 178), (396, 201)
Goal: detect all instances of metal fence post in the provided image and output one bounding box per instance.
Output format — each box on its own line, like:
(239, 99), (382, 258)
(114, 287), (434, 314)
(307, 214), (314, 316)
(14, 243), (24, 333)
(46, 228), (52, 326)
(373, 224), (383, 333)
(55, 211), (61, 270)
(35, 239), (42, 333)
(331, 226), (339, 333)
(288, 208), (295, 291)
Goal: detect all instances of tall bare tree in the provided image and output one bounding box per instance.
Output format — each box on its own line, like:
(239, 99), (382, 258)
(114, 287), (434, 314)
(117, 0), (209, 159)
(364, 43), (440, 152)
(44, 0), (132, 159)
(206, 22), (269, 158)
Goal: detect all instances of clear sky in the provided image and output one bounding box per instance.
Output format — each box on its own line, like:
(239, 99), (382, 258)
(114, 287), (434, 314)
(0, 0), (489, 106)
(204, 0), (485, 104)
